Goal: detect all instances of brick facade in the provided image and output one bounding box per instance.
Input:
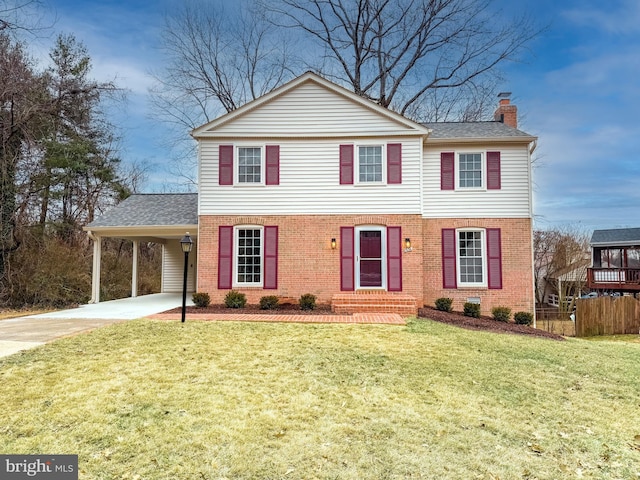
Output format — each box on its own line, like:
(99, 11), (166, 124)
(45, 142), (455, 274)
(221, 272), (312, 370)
(198, 214), (424, 305)
(423, 218), (533, 315)
(197, 214), (534, 315)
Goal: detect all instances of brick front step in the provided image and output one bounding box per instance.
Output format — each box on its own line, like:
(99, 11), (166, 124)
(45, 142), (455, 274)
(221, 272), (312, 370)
(331, 292), (417, 316)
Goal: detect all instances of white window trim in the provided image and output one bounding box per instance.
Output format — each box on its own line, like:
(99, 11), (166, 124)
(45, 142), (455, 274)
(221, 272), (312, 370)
(355, 143), (386, 185)
(456, 228), (487, 287)
(455, 151), (486, 191)
(235, 145), (265, 186)
(355, 225), (387, 289)
(233, 225), (264, 287)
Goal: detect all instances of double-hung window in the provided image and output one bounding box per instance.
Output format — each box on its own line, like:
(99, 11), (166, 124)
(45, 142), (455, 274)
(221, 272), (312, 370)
(440, 151), (500, 191)
(458, 153), (483, 188)
(357, 145), (383, 183)
(237, 147), (262, 184)
(236, 227), (263, 285)
(458, 229), (486, 286)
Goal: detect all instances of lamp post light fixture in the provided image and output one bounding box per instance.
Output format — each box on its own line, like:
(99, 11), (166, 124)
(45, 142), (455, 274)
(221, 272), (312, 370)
(180, 232), (193, 323)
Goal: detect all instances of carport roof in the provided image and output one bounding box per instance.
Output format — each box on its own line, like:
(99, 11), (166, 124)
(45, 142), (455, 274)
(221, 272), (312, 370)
(87, 193), (198, 228)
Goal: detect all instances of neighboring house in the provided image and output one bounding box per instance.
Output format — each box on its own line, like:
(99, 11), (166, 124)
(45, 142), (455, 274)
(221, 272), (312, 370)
(542, 260), (589, 307)
(86, 72), (537, 315)
(587, 227), (640, 294)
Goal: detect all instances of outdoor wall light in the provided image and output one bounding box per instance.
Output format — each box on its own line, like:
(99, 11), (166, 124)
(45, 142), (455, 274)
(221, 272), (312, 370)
(331, 238), (337, 249)
(405, 238), (411, 249)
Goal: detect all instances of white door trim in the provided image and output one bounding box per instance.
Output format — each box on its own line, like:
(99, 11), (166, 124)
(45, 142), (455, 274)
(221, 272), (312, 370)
(355, 226), (387, 289)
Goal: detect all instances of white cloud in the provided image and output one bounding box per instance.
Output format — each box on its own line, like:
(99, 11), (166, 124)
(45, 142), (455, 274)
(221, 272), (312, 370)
(563, 0), (640, 35)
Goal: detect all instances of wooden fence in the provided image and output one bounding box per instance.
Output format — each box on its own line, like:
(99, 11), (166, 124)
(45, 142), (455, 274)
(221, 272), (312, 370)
(575, 296), (640, 337)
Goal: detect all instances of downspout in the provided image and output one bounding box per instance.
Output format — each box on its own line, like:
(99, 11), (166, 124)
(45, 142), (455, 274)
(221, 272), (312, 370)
(529, 139), (538, 328)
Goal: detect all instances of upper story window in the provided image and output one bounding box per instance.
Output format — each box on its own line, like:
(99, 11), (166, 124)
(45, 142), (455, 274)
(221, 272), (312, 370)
(340, 143), (402, 185)
(458, 153), (483, 188)
(237, 147), (263, 184)
(440, 151), (501, 191)
(358, 145), (383, 183)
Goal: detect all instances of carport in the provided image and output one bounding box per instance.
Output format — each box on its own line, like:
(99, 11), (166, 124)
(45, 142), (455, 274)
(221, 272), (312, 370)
(84, 193), (198, 303)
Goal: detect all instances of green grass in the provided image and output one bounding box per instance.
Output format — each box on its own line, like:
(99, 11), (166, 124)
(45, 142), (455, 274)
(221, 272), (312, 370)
(1, 319), (639, 479)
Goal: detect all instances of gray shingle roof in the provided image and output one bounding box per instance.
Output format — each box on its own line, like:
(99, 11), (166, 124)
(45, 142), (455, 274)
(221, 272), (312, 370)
(422, 121), (533, 139)
(87, 193), (198, 228)
(591, 227), (640, 246)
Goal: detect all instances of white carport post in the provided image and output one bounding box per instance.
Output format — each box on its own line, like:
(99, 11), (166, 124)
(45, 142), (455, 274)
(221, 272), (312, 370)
(88, 231), (101, 303)
(131, 240), (139, 298)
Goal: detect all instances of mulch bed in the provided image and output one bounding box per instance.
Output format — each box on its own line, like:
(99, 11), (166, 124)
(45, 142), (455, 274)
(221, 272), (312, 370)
(418, 306), (565, 341)
(163, 303), (334, 316)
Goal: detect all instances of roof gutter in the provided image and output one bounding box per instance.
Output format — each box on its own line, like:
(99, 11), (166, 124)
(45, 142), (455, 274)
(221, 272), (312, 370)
(424, 135), (537, 145)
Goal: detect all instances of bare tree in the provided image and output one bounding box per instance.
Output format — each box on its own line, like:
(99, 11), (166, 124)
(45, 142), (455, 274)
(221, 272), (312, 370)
(261, 0), (538, 121)
(150, 0), (296, 185)
(534, 227), (590, 314)
(0, 33), (48, 279)
(1, 0), (50, 37)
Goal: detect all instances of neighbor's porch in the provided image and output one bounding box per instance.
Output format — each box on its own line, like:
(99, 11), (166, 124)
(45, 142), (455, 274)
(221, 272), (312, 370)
(587, 268), (640, 292)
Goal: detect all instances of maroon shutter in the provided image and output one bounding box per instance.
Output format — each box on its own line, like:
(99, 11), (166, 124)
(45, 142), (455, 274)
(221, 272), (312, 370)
(219, 145), (234, 185)
(340, 227), (355, 291)
(218, 226), (233, 289)
(266, 145), (280, 185)
(487, 151), (501, 190)
(387, 143), (402, 184)
(263, 226), (278, 289)
(441, 152), (455, 190)
(340, 145), (354, 185)
(442, 228), (457, 289)
(487, 228), (503, 289)
(387, 226), (402, 291)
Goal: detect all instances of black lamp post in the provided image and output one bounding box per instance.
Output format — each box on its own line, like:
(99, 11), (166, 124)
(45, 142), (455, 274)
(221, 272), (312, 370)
(180, 232), (193, 323)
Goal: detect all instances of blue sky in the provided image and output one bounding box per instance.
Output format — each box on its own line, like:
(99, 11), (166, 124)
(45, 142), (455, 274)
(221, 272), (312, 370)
(32, 0), (640, 231)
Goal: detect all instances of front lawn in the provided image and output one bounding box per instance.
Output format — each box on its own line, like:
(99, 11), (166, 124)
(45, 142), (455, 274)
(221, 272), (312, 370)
(1, 319), (639, 479)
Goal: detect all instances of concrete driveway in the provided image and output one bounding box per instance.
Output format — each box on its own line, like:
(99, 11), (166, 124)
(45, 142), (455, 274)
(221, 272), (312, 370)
(0, 293), (191, 358)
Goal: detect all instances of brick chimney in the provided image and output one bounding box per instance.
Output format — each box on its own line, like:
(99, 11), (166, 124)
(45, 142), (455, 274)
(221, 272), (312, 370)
(494, 92), (517, 129)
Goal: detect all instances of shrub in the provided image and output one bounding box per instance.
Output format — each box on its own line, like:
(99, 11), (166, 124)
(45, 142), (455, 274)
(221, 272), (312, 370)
(299, 293), (317, 311)
(192, 292), (211, 308)
(514, 311), (534, 326)
(492, 306), (511, 323)
(259, 295), (280, 310)
(435, 297), (453, 312)
(463, 302), (481, 318)
(224, 290), (247, 309)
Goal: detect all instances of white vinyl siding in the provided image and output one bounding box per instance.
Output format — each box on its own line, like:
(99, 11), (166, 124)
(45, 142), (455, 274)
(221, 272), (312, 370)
(161, 241), (196, 293)
(423, 144), (532, 218)
(206, 81), (419, 137)
(199, 138), (422, 215)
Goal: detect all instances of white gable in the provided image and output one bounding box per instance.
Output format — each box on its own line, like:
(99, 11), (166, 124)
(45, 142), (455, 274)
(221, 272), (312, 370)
(192, 74), (428, 139)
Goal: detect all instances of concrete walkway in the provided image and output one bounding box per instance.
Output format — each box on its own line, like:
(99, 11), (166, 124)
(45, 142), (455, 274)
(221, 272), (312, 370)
(0, 293), (189, 358)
